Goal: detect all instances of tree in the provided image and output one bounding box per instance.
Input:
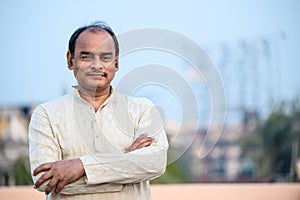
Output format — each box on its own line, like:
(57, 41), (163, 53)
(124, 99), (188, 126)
(240, 99), (300, 182)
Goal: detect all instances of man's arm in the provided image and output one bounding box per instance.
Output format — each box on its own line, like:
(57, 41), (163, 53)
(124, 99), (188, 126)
(33, 134), (156, 195)
(79, 99), (168, 185)
(29, 105), (136, 195)
(80, 130), (168, 185)
(28, 105), (63, 193)
(31, 99), (168, 194)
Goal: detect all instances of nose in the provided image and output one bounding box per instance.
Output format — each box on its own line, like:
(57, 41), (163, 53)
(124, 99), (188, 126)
(91, 57), (103, 70)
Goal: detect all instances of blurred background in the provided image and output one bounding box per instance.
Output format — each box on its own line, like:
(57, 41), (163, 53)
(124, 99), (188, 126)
(0, 0), (300, 186)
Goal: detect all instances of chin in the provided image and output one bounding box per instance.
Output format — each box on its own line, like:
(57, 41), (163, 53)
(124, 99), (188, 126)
(88, 80), (108, 88)
(80, 80), (110, 91)
(95, 82), (110, 89)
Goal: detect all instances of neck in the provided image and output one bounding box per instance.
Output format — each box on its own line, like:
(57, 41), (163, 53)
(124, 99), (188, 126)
(77, 86), (111, 111)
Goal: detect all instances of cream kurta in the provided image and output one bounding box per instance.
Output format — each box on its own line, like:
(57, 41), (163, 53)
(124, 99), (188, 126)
(28, 87), (168, 200)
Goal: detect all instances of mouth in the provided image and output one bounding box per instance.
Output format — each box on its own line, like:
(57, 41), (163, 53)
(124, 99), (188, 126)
(86, 72), (107, 78)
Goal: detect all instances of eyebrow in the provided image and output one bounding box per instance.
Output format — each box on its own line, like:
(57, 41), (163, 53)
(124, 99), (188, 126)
(79, 51), (113, 56)
(100, 52), (113, 56)
(79, 51), (93, 55)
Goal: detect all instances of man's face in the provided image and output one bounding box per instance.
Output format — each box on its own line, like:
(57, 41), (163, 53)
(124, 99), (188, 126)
(67, 30), (118, 92)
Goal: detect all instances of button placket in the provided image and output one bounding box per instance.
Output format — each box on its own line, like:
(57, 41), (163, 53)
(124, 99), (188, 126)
(93, 111), (103, 151)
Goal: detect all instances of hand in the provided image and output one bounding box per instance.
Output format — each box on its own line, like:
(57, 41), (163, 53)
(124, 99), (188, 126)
(125, 134), (155, 153)
(33, 158), (85, 195)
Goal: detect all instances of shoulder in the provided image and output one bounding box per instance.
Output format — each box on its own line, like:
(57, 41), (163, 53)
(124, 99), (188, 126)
(31, 94), (71, 117)
(114, 92), (155, 110)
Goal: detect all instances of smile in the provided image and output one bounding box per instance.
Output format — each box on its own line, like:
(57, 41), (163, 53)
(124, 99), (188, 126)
(87, 72), (107, 78)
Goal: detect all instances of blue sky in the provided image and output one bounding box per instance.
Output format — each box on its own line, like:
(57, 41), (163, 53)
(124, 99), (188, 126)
(0, 0), (299, 108)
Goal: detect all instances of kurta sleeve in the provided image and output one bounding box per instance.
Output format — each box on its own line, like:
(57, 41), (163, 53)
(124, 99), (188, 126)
(28, 105), (62, 192)
(80, 99), (169, 185)
(28, 105), (123, 194)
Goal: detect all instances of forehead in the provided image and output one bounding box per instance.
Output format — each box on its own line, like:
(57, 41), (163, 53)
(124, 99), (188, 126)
(75, 30), (115, 53)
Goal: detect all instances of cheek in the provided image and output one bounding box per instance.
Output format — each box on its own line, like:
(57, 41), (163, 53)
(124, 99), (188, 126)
(73, 66), (87, 79)
(106, 64), (117, 72)
(74, 62), (90, 71)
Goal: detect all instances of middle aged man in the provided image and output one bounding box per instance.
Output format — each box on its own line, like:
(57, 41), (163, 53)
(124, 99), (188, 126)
(29, 21), (168, 200)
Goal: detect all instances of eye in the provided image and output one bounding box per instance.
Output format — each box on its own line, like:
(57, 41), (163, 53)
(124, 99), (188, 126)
(80, 54), (93, 61)
(101, 54), (113, 62)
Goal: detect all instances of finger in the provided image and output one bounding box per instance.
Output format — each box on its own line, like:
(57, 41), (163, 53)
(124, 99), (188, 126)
(134, 134), (148, 141)
(129, 138), (149, 150)
(125, 135), (153, 152)
(45, 177), (59, 195)
(135, 138), (155, 149)
(34, 171), (53, 189)
(131, 137), (154, 150)
(54, 179), (68, 195)
(33, 163), (53, 176)
(136, 136), (154, 145)
(135, 140), (154, 149)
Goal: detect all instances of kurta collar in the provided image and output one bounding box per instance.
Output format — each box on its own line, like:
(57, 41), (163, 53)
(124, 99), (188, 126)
(71, 86), (117, 109)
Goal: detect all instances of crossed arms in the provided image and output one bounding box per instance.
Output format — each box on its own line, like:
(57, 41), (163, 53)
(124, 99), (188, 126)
(32, 134), (158, 195)
(28, 104), (168, 195)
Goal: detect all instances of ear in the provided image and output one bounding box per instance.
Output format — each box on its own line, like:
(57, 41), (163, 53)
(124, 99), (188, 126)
(114, 57), (119, 72)
(67, 51), (74, 70)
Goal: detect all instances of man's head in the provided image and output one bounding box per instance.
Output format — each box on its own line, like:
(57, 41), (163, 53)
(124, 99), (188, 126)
(68, 21), (119, 58)
(67, 21), (119, 93)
